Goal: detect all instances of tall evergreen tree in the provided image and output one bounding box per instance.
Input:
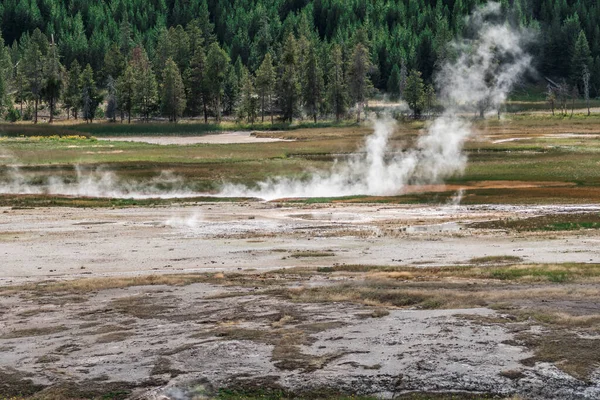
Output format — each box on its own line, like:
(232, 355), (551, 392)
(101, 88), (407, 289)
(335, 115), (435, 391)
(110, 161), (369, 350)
(103, 43), (126, 83)
(20, 30), (47, 123)
(117, 64), (136, 123)
(404, 69), (425, 117)
(79, 64), (102, 123)
(387, 64), (401, 100)
(185, 42), (210, 122)
(326, 44), (348, 122)
(63, 60), (82, 119)
(238, 67), (258, 123)
(14, 63), (27, 118)
(348, 42), (372, 122)
(223, 64), (241, 117)
(154, 28), (172, 80)
(132, 47), (159, 122)
(195, 0), (215, 46)
(206, 42), (230, 123)
(119, 18), (133, 56)
(170, 25), (191, 72)
(42, 36), (63, 123)
(571, 30), (593, 90)
(277, 34), (300, 123)
(302, 43), (324, 123)
(0, 35), (11, 115)
(161, 58), (186, 122)
(255, 53), (276, 123)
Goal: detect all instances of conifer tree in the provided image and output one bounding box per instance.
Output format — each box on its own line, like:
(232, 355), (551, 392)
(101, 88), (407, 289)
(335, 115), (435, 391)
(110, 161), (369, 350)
(185, 42), (210, 122)
(154, 28), (171, 81)
(0, 36), (11, 115)
(302, 43), (324, 123)
(14, 64), (27, 119)
(117, 64), (136, 123)
(103, 43), (126, 83)
(424, 83), (436, 116)
(119, 18), (133, 56)
(255, 53), (276, 123)
(63, 60), (82, 119)
(387, 64), (401, 100)
(348, 42), (372, 122)
(206, 42), (230, 123)
(161, 58), (186, 122)
(170, 25), (191, 72)
(223, 59), (243, 116)
(20, 31), (47, 123)
(404, 69), (425, 117)
(42, 36), (63, 123)
(238, 67), (258, 123)
(132, 47), (159, 122)
(277, 34), (300, 123)
(196, 0), (216, 46)
(571, 30), (593, 90)
(79, 64), (102, 123)
(326, 44), (348, 122)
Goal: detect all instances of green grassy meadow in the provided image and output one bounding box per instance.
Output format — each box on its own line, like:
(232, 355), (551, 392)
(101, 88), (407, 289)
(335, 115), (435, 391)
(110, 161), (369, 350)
(2, 114), (600, 205)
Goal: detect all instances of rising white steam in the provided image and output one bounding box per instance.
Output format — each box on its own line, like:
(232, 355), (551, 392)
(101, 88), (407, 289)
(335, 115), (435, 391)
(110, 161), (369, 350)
(165, 211), (203, 228)
(221, 2), (532, 201)
(0, 165), (198, 199)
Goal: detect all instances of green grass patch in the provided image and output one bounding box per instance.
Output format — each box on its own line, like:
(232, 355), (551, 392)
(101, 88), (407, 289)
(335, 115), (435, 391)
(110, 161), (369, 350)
(470, 213), (600, 231)
(0, 194), (254, 208)
(543, 222), (600, 231)
(489, 268), (570, 283)
(482, 263), (600, 283)
(0, 124), (91, 138)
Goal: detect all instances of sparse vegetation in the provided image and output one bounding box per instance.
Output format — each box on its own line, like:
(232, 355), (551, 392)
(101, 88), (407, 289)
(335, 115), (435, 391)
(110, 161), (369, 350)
(469, 256), (524, 264)
(95, 331), (135, 343)
(288, 251), (336, 259)
(1, 326), (68, 339)
(470, 212), (600, 231)
(2, 264), (600, 396)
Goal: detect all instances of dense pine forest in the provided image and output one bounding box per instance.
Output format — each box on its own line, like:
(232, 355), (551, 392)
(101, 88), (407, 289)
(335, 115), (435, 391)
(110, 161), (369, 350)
(0, 0), (598, 123)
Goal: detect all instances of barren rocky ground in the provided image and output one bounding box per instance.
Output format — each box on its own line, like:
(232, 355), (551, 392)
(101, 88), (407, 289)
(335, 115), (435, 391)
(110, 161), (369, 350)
(2, 203), (600, 284)
(1, 202), (600, 399)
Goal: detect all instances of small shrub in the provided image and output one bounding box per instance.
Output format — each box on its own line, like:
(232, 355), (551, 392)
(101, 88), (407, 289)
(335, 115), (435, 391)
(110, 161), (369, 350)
(4, 108), (21, 122)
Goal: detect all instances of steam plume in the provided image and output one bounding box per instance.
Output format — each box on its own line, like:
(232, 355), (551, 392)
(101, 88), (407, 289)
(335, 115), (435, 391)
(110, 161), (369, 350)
(221, 2), (532, 201)
(0, 165), (198, 199)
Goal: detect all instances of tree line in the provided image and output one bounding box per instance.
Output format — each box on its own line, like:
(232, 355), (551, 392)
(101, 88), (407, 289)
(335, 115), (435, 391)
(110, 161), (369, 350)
(0, 20), (435, 123)
(0, 0), (598, 123)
